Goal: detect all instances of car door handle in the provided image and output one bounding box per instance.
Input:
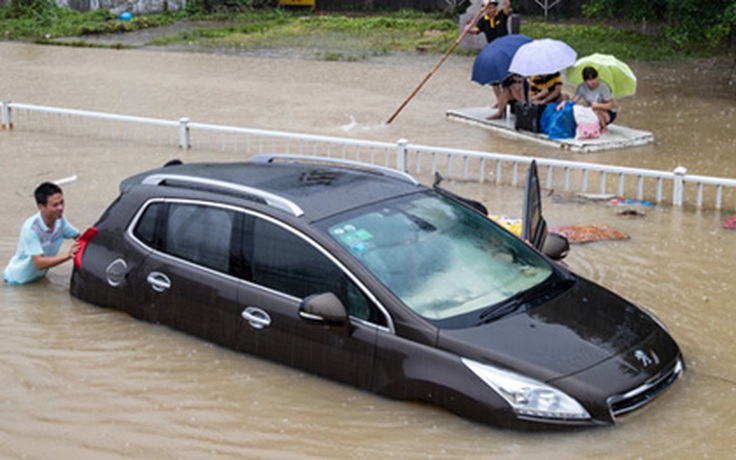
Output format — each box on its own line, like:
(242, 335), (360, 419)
(241, 307), (272, 330)
(146, 271), (171, 292)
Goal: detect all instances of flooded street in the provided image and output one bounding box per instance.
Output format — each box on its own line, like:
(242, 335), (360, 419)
(1, 42), (735, 459)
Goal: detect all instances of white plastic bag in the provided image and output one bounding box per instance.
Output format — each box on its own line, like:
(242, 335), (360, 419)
(573, 105), (600, 139)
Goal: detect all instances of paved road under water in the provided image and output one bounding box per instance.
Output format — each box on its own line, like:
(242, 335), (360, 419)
(1, 42), (735, 459)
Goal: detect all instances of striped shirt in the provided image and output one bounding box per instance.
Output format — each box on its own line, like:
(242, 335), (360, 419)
(530, 73), (563, 100)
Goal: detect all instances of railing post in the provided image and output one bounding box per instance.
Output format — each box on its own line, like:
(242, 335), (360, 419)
(673, 166), (687, 206)
(1, 100), (12, 131)
(179, 117), (190, 149)
(395, 138), (408, 172)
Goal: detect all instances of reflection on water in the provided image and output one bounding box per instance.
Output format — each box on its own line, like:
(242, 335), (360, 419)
(1, 42), (735, 459)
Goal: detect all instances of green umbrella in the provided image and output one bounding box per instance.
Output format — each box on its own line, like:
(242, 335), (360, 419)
(567, 53), (637, 98)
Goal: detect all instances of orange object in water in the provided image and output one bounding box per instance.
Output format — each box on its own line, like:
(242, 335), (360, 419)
(549, 224), (629, 244)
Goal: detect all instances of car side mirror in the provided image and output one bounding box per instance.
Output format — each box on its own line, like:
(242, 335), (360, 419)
(298, 292), (349, 325)
(542, 232), (570, 260)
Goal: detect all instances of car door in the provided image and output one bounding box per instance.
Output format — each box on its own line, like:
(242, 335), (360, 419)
(234, 214), (379, 390)
(521, 160), (547, 251)
(129, 200), (248, 351)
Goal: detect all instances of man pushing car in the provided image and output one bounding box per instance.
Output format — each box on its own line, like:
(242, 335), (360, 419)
(3, 182), (80, 285)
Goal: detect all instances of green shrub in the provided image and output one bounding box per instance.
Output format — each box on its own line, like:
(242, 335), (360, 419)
(583, 0), (736, 49)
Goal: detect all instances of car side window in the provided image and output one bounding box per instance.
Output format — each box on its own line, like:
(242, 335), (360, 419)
(248, 217), (385, 326)
(133, 201), (235, 274)
(165, 203), (235, 273)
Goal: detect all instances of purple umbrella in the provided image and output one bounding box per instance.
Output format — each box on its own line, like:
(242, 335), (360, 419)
(471, 34), (533, 85)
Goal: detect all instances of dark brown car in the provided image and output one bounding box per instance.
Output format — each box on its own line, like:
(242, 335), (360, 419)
(71, 156), (683, 430)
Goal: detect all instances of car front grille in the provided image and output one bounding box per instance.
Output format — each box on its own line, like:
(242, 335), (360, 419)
(607, 358), (684, 419)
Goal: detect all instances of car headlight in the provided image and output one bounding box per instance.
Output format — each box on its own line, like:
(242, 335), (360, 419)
(462, 358), (591, 420)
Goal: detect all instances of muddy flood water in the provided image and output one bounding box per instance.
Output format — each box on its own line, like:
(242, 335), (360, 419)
(1, 42), (735, 459)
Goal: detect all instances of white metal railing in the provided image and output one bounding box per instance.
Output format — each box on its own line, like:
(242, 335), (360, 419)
(3, 100), (736, 211)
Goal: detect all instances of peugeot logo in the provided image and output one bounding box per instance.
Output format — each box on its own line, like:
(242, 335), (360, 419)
(634, 349), (659, 368)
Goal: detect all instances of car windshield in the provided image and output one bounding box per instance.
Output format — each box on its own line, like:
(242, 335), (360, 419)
(318, 191), (554, 323)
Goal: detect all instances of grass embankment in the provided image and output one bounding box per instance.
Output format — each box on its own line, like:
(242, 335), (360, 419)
(0, 7), (724, 62)
(147, 11), (463, 61)
(0, 7), (173, 39)
(134, 10), (721, 62)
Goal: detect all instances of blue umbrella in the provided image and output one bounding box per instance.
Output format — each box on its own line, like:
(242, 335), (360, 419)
(471, 34), (533, 86)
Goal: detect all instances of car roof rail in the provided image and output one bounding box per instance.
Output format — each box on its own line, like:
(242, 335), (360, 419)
(141, 174), (304, 217)
(249, 154), (419, 185)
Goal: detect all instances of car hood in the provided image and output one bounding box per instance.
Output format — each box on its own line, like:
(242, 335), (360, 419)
(438, 276), (669, 382)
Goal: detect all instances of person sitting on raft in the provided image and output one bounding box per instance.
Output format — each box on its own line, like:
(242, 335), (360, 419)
(486, 73), (527, 120)
(559, 66), (617, 131)
(529, 72), (563, 105)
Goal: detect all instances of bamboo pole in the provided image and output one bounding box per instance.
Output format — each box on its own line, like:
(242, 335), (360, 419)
(385, 6), (487, 124)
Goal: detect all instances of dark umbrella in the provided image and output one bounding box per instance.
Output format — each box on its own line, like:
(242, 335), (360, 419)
(471, 34), (533, 86)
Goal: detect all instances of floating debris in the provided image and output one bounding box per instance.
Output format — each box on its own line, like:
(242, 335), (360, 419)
(576, 192), (618, 201)
(549, 223), (629, 244)
(617, 208), (646, 219)
(608, 197), (653, 207)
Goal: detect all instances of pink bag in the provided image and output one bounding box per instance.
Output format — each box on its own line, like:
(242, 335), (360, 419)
(573, 106), (600, 139)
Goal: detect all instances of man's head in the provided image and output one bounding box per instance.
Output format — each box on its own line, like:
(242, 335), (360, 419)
(34, 182), (65, 223)
(483, 0), (499, 11)
(582, 66), (600, 89)
(34, 182), (62, 206)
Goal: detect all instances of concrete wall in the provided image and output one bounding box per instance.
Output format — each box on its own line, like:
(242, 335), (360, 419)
(63, 0), (186, 14)
(459, 0), (489, 49)
(0, 0), (187, 14)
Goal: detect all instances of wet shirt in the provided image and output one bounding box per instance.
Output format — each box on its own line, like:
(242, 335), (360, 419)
(476, 10), (509, 43)
(3, 212), (79, 285)
(576, 80), (615, 110)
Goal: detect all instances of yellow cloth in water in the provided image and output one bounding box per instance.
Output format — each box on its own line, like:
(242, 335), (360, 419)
(488, 215), (522, 236)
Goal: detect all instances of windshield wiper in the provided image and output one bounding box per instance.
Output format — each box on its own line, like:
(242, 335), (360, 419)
(406, 213), (436, 232)
(479, 278), (575, 323)
(479, 290), (539, 323)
